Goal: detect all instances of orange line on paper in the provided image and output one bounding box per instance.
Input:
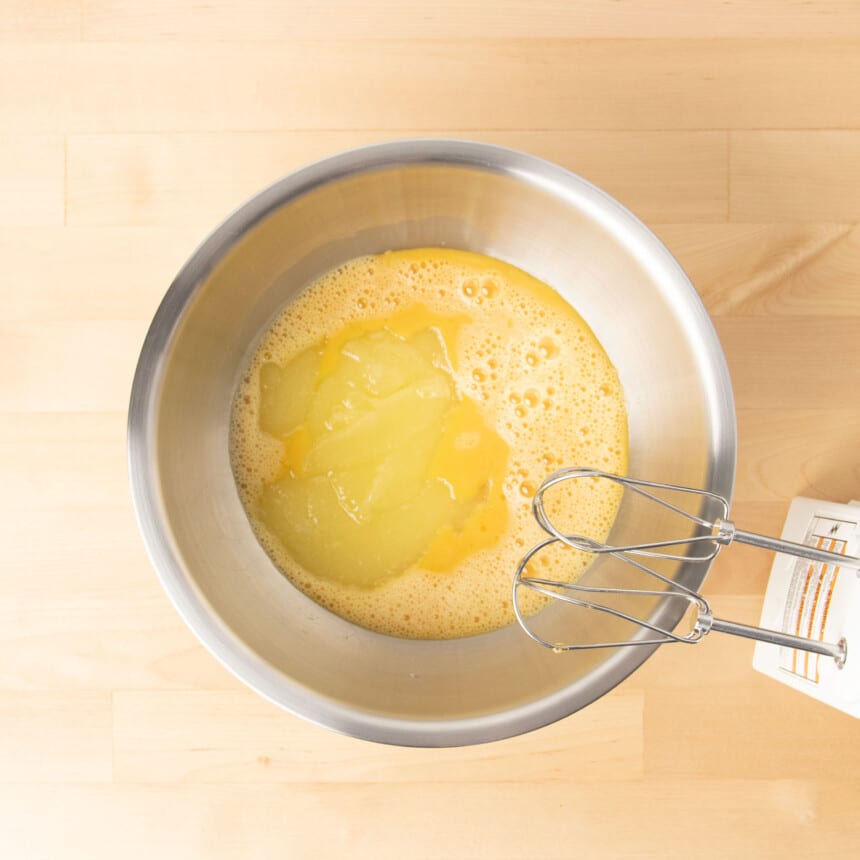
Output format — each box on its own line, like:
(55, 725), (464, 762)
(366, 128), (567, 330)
(796, 536), (824, 677)
(815, 539), (844, 682)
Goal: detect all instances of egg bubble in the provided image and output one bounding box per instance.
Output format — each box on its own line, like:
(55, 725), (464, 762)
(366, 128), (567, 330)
(229, 248), (628, 640)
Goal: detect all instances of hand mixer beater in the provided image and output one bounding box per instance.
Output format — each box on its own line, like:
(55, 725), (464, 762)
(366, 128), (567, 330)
(514, 468), (857, 665)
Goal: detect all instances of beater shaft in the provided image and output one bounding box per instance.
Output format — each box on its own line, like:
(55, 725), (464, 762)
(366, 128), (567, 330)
(709, 617), (847, 663)
(731, 526), (860, 568)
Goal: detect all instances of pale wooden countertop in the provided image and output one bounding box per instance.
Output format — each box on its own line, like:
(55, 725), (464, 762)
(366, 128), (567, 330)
(2, 2), (860, 857)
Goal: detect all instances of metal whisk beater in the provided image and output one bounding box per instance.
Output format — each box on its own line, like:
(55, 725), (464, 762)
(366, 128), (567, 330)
(513, 468), (858, 664)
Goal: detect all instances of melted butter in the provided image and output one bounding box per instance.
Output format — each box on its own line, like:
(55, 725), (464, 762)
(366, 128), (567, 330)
(230, 248), (629, 639)
(256, 311), (509, 588)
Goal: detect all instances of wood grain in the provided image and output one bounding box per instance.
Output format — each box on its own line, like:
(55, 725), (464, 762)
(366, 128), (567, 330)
(112, 688), (643, 783)
(0, 136), (64, 227)
(0, 691), (112, 782)
(716, 317), (860, 409)
(0, 597), (239, 692)
(0, 412), (129, 510)
(731, 132), (860, 222)
(735, 409), (860, 500)
(66, 130), (727, 227)
(0, 226), (199, 321)
(0, 0), (80, 41)
(644, 676), (860, 779)
(79, 0), (860, 40)
(3, 1), (860, 857)
(4, 41), (860, 134)
(1, 780), (858, 859)
(658, 223), (860, 316)
(0, 321), (147, 412)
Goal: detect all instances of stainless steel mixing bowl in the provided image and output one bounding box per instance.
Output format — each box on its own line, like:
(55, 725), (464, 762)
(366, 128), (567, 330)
(128, 139), (736, 746)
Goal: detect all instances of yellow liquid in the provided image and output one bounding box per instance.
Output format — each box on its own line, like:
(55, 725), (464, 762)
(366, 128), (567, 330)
(230, 248), (628, 639)
(256, 308), (509, 588)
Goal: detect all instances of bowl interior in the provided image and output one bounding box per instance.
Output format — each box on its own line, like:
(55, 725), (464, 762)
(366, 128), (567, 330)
(130, 141), (735, 745)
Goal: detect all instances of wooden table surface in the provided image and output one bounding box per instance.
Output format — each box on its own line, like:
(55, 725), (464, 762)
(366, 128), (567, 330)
(3, 2), (860, 857)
